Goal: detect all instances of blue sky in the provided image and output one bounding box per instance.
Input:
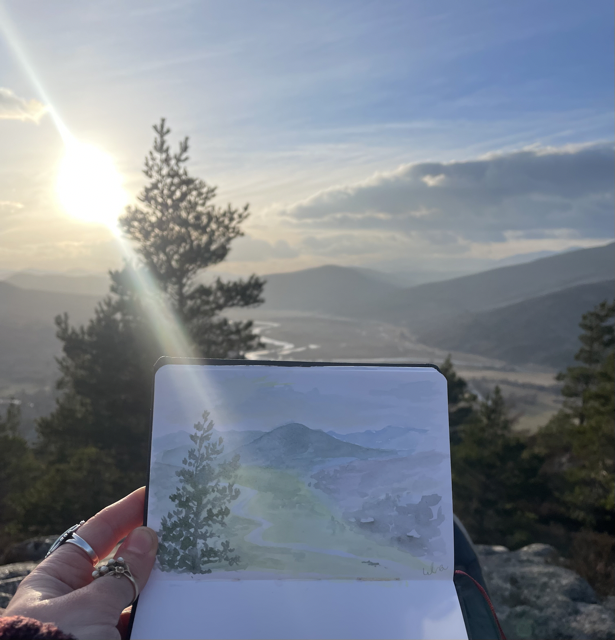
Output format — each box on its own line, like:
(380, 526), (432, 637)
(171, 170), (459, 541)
(0, 0), (613, 275)
(152, 364), (448, 436)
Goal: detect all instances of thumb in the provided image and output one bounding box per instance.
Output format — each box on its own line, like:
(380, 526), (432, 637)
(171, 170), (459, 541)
(86, 526), (158, 613)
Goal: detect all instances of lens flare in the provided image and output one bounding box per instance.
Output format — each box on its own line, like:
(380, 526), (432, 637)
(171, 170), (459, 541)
(57, 141), (127, 229)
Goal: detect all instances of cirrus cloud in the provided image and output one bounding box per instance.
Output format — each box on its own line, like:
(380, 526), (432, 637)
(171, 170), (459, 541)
(280, 142), (615, 243)
(0, 88), (48, 122)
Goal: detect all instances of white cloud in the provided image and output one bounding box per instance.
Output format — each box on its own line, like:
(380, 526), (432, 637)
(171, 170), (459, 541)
(280, 142), (615, 243)
(228, 235), (299, 262)
(421, 174), (446, 187)
(0, 88), (48, 122)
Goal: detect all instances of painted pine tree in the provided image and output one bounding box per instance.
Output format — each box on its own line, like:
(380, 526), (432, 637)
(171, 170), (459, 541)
(158, 410), (241, 573)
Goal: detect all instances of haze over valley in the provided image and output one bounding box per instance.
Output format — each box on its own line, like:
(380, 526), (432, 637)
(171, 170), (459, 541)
(1, 242), (613, 437)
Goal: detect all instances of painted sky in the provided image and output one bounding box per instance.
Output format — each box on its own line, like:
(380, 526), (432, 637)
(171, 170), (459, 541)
(152, 364), (448, 437)
(1, 0), (613, 275)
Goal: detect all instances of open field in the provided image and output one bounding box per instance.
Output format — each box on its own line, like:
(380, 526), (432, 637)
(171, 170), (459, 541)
(458, 369), (562, 433)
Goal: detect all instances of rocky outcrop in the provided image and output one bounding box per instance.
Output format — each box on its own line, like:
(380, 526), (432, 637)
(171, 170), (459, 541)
(477, 543), (615, 640)
(0, 562), (37, 610)
(1, 537), (613, 639)
(0, 535), (57, 565)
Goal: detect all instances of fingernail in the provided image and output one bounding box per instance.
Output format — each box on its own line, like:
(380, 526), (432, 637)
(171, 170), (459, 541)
(125, 527), (158, 555)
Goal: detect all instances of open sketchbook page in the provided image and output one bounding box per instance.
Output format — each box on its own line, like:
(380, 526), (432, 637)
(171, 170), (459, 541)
(130, 362), (467, 640)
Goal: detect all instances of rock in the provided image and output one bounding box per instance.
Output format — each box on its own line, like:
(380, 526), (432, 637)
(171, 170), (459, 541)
(477, 544), (615, 640)
(0, 592), (12, 609)
(0, 535), (58, 564)
(476, 544), (510, 555)
(0, 562), (38, 581)
(0, 562), (38, 608)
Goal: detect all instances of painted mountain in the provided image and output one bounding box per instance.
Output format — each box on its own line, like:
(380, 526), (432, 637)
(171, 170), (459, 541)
(154, 429), (264, 466)
(234, 423), (396, 471)
(328, 425), (428, 452)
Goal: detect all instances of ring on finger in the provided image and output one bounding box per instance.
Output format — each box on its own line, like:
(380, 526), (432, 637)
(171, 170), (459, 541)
(92, 557), (139, 604)
(46, 521), (99, 565)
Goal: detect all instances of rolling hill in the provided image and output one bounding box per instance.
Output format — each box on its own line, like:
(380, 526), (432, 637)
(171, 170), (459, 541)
(257, 244), (614, 329)
(419, 279), (615, 368)
(235, 422), (394, 470)
(260, 265), (401, 316)
(0, 281), (101, 389)
(5, 272), (110, 297)
(377, 242), (615, 333)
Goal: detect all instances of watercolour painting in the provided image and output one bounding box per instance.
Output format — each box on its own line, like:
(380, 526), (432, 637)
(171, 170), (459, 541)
(147, 363), (453, 582)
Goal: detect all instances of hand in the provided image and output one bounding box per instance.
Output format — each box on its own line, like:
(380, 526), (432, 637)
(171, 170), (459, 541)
(5, 487), (158, 640)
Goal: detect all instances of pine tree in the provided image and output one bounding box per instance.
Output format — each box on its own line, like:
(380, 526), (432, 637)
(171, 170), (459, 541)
(119, 118), (264, 358)
(158, 411), (241, 573)
(440, 355), (477, 438)
(22, 120), (264, 535)
(451, 384), (546, 548)
(536, 299), (615, 532)
(557, 300), (614, 425)
(0, 402), (38, 546)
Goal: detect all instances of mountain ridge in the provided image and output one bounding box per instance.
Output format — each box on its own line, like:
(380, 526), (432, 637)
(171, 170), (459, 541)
(377, 242), (615, 332)
(235, 422), (396, 470)
(328, 425), (428, 451)
(418, 278), (615, 368)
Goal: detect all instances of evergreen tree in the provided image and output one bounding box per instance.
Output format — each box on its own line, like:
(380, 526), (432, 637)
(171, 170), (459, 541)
(450, 381), (546, 548)
(440, 355), (477, 438)
(119, 118), (264, 358)
(535, 300), (615, 532)
(557, 300), (614, 425)
(0, 402), (38, 545)
(22, 120), (264, 534)
(158, 411), (241, 573)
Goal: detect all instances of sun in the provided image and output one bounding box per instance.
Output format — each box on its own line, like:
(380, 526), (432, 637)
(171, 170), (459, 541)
(57, 141), (127, 228)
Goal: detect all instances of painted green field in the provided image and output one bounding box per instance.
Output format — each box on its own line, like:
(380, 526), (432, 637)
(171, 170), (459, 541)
(211, 466), (431, 579)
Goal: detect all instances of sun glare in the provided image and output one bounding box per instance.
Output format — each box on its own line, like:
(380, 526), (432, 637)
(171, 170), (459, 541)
(57, 141), (127, 228)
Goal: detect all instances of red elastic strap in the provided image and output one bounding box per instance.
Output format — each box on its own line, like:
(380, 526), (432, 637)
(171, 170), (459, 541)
(454, 569), (507, 640)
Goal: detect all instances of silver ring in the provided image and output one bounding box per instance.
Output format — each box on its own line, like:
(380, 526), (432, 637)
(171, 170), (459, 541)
(92, 557), (139, 604)
(45, 521), (99, 565)
(66, 533), (99, 565)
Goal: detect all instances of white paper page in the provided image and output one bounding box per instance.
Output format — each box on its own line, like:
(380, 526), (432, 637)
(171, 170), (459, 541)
(130, 363), (466, 640)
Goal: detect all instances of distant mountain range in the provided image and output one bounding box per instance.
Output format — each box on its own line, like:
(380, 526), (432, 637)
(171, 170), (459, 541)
(375, 242), (614, 334)
(4, 272), (110, 297)
(154, 423), (399, 472)
(328, 425), (428, 452)
(1, 242), (613, 396)
(259, 243), (614, 328)
(418, 279), (615, 368)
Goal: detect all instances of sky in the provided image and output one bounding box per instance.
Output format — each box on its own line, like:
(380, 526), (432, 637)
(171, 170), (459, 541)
(0, 0), (613, 277)
(152, 364), (448, 436)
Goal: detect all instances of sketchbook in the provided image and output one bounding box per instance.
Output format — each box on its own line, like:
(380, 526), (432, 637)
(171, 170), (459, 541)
(129, 359), (467, 640)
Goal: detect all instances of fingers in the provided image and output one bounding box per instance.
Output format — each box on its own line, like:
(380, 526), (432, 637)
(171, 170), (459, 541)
(34, 487), (147, 592)
(85, 526), (158, 613)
